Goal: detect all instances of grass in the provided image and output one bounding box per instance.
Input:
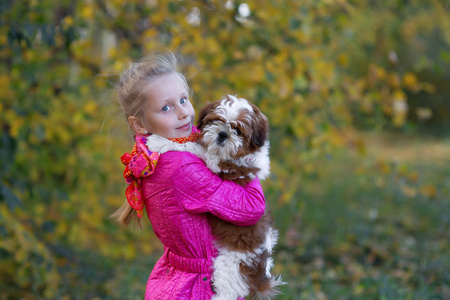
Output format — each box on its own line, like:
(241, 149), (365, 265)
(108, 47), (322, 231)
(272, 132), (450, 299)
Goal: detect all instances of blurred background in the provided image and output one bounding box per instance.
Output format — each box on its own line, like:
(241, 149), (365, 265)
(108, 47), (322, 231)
(1, 0), (449, 299)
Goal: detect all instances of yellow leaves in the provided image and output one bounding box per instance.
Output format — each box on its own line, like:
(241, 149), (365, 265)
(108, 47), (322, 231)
(149, 10), (166, 25)
(109, 0), (127, 7)
(80, 4), (94, 20)
(0, 75), (15, 102)
(313, 60), (335, 83)
(63, 16), (74, 27)
(28, 11), (40, 23)
(107, 47), (118, 61)
(9, 115), (25, 138)
(387, 73), (401, 88)
(107, 45), (132, 72)
(338, 53), (349, 67)
(327, 129), (346, 148)
(359, 62), (432, 128)
(111, 60), (126, 72)
(15, 248), (28, 262)
(368, 64), (386, 84)
(302, 162), (316, 174)
(205, 37), (221, 55)
(143, 28), (158, 39)
(55, 222), (69, 237)
(93, 76), (107, 89)
(0, 30), (6, 45)
(290, 29), (308, 44)
(402, 72), (419, 90)
(392, 89), (406, 102)
(48, 120), (71, 145)
(71, 39), (92, 60)
(420, 184), (437, 198)
(83, 100), (97, 115)
(249, 64), (266, 84)
(254, 9), (271, 22)
(23, 49), (35, 62)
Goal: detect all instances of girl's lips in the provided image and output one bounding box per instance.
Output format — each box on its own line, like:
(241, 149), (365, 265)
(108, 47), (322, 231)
(177, 122), (191, 131)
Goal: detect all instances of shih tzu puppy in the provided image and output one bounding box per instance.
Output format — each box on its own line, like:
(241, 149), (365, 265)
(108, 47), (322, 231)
(147, 95), (283, 300)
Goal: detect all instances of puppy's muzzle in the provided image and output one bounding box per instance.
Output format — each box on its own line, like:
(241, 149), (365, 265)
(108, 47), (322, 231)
(217, 131), (228, 145)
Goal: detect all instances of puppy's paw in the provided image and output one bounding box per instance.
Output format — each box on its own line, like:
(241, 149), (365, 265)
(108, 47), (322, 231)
(205, 155), (222, 174)
(146, 135), (177, 154)
(182, 143), (206, 159)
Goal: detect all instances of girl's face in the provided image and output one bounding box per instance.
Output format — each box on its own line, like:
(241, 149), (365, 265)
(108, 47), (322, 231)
(143, 73), (195, 139)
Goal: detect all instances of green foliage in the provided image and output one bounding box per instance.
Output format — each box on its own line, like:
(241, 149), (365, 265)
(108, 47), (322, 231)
(0, 0), (449, 298)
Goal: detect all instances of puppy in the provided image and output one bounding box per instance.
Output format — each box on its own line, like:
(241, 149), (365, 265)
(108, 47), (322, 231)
(147, 95), (283, 299)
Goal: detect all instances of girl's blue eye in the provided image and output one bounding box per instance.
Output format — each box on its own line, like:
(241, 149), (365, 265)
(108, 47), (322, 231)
(162, 105), (170, 112)
(180, 98), (187, 104)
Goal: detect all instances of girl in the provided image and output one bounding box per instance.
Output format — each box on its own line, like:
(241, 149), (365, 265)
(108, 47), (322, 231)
(111, 52), (266, 300)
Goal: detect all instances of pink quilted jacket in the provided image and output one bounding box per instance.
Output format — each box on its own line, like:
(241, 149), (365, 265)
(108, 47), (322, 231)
(142, 151), (266, 299)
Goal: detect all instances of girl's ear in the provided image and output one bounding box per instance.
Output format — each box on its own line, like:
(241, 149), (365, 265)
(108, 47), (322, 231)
(128, 116), (148, 135)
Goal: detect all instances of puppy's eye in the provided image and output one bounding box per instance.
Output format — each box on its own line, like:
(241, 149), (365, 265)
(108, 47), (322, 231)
(234, 128), (242, 135)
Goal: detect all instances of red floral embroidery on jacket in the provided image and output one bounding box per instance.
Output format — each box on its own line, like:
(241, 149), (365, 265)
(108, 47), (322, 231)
(121, 128), (199, 217)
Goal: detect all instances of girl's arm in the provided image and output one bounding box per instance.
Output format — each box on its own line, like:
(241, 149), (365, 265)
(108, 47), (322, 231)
(172, 153), (266, 226)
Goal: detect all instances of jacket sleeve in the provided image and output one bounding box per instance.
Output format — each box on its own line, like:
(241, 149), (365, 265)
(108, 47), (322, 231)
(172, 153), (266, 226)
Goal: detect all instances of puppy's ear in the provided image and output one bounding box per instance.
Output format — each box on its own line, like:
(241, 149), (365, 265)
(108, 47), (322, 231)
(196, 102), (218, 130)
(251, 108), (269, 150)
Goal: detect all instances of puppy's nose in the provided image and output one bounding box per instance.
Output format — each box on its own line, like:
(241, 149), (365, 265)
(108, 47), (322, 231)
(217, 131), (228, 144)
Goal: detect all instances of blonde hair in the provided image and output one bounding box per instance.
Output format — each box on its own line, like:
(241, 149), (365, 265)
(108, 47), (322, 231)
(111, 51), (190, 227)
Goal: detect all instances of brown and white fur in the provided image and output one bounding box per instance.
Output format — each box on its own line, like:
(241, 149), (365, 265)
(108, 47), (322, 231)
(147, 95), (283, 299)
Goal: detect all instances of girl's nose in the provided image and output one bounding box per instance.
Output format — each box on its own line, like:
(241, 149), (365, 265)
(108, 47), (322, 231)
(177, 105), (189, 120)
